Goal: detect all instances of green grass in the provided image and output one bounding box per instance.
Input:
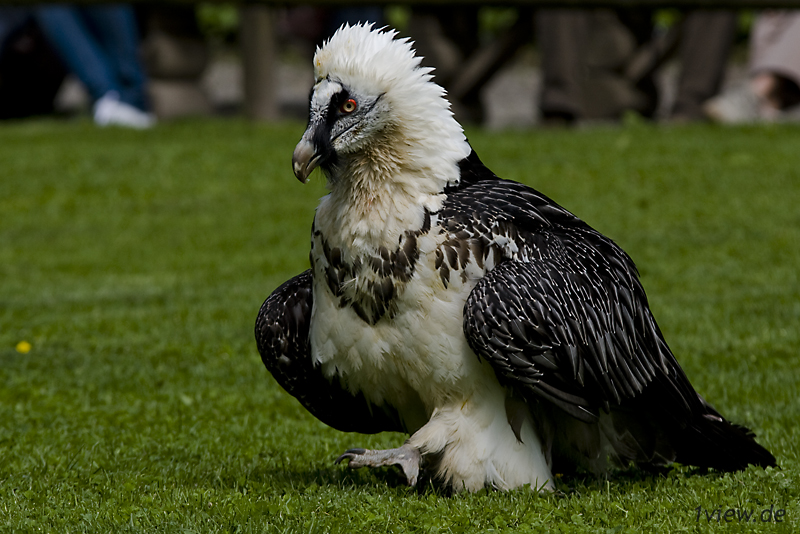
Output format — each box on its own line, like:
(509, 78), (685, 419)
(1, 118), (798, 533)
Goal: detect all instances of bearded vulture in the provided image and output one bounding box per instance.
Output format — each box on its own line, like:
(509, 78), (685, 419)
(255, 24), (776, 492)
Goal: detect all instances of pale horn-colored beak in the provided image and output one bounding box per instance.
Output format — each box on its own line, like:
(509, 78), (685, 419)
(292, 137), (322, 184)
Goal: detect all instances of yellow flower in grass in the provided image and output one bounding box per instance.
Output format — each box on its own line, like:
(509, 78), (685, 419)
(15, 341), (31, 354)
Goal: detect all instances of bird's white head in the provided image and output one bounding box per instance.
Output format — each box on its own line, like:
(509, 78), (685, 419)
(292, 23), (470, 188)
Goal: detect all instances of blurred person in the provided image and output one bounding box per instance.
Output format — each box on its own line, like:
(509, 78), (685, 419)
(0, 7), (27, 47)
(405, 6), (486, 123)
(34, 4), (154, 128)
(537, 9), (736, 124)
(0, 7), (67, 119)
(326, 6), (383, 37)
(705, 11), (800, 122)
(280, 5), (383, 47)
(537, 9), (590, 125)
(670, 10), (738, 121)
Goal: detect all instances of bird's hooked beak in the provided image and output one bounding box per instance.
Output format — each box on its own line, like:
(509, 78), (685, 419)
(292, 134), (321, 184)
(293, 77), (367, 183)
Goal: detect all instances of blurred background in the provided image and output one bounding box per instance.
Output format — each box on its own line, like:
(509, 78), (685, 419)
(1, 3), (799, 129)
(2, 4), (799, 529)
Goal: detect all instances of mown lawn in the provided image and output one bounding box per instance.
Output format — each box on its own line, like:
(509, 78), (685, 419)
(1, 118), (798, 533)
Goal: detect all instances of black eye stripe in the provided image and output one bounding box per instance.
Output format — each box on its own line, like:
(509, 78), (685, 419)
(326, 98), (342, 128)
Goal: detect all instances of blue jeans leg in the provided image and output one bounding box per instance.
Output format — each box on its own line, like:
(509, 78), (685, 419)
(81, 5), (149, 110)
(34, 4), (120, 102)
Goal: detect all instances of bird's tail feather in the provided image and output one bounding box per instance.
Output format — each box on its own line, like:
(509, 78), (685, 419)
(605, 389), (776, 472)
(670, 401), (777, 471)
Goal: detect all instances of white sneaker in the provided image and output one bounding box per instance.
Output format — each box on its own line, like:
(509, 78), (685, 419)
(93, 91), (156, 129)
(703, 85), (761, 124)
(703, 84), (782, 124)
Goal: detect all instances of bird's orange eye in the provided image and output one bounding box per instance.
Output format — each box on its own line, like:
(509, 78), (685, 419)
(340, 99), (357, 114)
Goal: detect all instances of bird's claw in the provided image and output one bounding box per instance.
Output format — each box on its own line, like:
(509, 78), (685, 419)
(335, 443), (421, 486)
(335, 448), (367, 464)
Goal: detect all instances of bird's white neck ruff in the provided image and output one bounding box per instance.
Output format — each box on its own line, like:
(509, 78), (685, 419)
(308, 24), (472, 253)
(316, 121), (470, 253)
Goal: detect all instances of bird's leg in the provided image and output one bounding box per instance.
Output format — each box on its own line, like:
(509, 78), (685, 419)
(335, 442), (421, 486)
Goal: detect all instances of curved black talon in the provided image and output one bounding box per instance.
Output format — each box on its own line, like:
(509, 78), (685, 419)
(333, 444), (421, 486)
(335, 448), (367, 464)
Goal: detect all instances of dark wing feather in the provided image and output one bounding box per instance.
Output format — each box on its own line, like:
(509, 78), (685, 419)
(454, 151), (775, 470)
(445, 153), (688, 422)
(464, 259), (691, 423)
(255, 270), (403, 434)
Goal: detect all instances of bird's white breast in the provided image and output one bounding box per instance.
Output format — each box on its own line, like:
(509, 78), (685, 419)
(306, 169), (553, 491)
(309, 224), (490, 430)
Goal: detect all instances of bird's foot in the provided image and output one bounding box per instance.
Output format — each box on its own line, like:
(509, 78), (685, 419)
(335, 442), (421, 486)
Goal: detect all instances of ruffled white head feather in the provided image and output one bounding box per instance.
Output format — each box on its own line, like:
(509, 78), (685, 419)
(312, 24), (470, 180)
(314, 24), (428, 95)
